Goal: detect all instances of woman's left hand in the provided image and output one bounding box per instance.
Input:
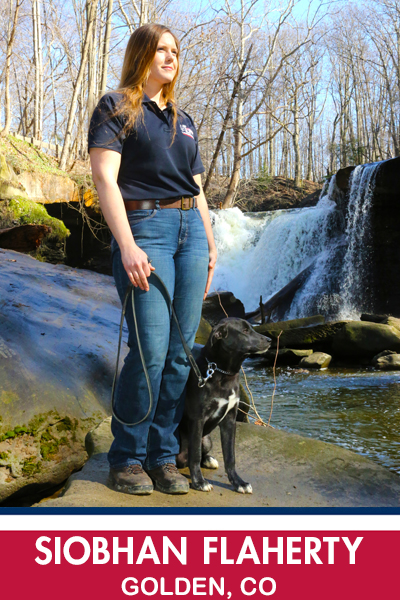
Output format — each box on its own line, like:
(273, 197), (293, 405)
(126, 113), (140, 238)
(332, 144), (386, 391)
(203, 246), (218, 300)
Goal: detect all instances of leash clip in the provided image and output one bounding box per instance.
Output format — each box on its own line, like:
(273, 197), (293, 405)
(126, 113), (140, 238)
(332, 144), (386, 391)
(205, 362), (217, 382)
(197, 361), (217, 388)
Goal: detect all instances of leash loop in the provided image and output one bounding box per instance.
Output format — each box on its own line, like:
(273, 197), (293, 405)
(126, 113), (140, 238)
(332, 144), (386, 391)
(112, 268), (207, 427)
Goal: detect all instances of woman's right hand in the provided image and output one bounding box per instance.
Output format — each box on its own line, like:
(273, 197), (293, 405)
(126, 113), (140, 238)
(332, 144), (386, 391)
(121, 243), (155, 292)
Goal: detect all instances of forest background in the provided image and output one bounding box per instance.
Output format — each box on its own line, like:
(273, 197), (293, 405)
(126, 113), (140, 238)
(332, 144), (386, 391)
(1, 0), (399, 208)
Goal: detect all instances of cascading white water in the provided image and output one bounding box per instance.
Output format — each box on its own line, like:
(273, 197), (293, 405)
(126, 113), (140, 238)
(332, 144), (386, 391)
(211, 188), (339, 313)
(337, 163), (380, 319)
(211, 163), (379, 319)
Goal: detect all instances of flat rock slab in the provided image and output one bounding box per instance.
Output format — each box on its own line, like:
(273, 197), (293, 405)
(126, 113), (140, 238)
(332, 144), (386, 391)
(37, 419), (400, 508)
(0, 248), (121, 428)
(0, 249), (122, 502)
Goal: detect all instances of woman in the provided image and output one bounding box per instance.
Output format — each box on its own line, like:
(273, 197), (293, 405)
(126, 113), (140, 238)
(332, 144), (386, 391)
(89, 23), (217, 495)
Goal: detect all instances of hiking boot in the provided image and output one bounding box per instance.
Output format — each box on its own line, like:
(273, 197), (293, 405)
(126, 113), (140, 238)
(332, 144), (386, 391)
(147, 463), (189, 494)
(109, 464), (153, 495)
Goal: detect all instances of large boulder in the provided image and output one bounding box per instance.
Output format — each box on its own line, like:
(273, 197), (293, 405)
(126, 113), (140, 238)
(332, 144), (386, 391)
(201, 291), (245, 326)
(332, 322), (400, 358)
(256, 320), (347, 349)
(381, 316), (400, 332)
(265, 348), (313, 366)
(0, 249), (121, 503)
(255, 315), (324, 336)
(373, 354), (400, 371)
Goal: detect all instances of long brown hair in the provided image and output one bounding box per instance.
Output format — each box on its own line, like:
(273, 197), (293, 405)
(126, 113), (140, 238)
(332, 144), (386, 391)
(116, 23), (180, 136)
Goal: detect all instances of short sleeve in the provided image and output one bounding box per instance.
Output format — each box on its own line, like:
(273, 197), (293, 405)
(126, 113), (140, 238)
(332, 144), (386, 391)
(88, 92), (126, 154)
(190, 119), (205, 176)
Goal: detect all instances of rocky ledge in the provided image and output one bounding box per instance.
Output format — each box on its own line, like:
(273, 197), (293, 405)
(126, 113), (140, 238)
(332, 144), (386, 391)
(36, 418), (400, 508)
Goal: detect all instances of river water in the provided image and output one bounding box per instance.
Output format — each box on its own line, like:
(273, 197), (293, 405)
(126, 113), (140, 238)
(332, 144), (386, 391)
(242, 360), (400, 475)
(210, 163), (399, 475)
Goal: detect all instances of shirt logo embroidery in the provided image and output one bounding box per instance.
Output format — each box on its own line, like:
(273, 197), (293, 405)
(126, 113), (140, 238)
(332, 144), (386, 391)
(180, 124), (194, 139)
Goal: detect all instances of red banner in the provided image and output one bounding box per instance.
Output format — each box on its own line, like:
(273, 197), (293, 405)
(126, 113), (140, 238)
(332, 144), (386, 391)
(0, 530), (397, 598)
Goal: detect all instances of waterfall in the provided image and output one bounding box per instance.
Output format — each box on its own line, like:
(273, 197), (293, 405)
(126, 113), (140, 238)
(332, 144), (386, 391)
(211, 163), (380, 320)
(337, 163), (380, 319)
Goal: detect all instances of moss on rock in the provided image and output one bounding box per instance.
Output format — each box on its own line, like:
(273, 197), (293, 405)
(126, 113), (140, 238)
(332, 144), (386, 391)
(22, 457), (42, 476)
(0, 197), (69, 241)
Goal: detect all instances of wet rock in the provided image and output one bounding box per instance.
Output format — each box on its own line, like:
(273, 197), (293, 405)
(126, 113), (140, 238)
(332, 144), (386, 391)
(360, 315), (400, 333)
(332, 322), (400, 358)
(381, 316), (400, 332)
(255, 315), (325, 335)
(265, 348), (313, 366)
(299, 352), (332, 369)
(373, 354), (400, 370)
(35, 418), (400, 508)
(202, 291), (245, 326)
(0, 249), (122, 503)
(372, 350), (397, 363)
(360, 313), (388, 324)
(256, 320), (347, 349)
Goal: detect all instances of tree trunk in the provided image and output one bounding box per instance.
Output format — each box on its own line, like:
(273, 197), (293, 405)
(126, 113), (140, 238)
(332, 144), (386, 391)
(87, 0), (98, 121)
(292, 91), (301, 188)
(222, 94), (243, 208)
(59, 0), (100, 171)
(99, 0), (114, 98)
(203, 45), (252, 194)
(1, 0), (23, 137)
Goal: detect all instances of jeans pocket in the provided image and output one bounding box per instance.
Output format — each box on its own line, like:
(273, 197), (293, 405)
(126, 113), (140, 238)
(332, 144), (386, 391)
(127, 209), (157, 225)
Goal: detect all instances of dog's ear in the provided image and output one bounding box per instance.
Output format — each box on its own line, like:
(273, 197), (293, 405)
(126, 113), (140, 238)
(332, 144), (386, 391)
(209, 323), (228, 347)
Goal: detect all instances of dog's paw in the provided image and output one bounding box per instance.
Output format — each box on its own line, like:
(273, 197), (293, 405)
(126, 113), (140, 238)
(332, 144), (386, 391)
(235, 483), (253, 494)
(192, 481), (213, 492)
(201, 456), (219, 470)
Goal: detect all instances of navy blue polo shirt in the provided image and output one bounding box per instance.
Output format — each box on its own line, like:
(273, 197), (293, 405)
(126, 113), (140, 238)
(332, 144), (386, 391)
(88, 92), (204, 200)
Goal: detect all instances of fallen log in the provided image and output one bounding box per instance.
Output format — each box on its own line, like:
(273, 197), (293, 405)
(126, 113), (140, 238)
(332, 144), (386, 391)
(245, 261), (315, 323)
(0, 224), (50, 252)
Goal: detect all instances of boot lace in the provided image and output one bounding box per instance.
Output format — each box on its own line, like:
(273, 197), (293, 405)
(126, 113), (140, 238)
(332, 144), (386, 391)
(162, 463), (179, 474)
(126, 464), (144, 474)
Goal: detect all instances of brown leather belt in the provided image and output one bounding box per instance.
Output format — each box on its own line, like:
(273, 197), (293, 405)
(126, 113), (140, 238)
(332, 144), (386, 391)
(124, 197), (197, 211)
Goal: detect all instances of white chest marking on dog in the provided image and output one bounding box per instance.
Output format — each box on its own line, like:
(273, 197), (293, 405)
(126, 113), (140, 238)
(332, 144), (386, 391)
(212, 391), (239, 421)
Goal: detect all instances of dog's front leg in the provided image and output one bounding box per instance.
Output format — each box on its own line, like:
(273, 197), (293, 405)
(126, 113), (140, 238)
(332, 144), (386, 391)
(219, 410), (253, 494)
(188, 420), (213, 492)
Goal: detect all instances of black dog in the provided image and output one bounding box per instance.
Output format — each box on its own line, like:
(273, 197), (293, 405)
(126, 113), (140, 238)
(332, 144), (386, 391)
(177, 318), (271, 493)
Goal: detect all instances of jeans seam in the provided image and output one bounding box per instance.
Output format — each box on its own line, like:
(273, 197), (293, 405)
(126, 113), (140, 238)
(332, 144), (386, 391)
(110, 459), (142, 469)
(146, 458), (176, 471)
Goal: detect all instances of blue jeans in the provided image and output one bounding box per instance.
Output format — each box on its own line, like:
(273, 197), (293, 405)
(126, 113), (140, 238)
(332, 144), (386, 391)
(109, 205), (209, 470)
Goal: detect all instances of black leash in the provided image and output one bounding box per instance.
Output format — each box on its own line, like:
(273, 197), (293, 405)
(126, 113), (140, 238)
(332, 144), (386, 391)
(111, 270), (206, 427)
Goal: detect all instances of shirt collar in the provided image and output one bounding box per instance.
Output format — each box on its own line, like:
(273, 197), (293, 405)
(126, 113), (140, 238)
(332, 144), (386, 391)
(142, 93), (172, 109)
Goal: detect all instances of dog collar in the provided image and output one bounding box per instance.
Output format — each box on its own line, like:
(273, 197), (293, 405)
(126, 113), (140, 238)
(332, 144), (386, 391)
(204, 357), (235, 381)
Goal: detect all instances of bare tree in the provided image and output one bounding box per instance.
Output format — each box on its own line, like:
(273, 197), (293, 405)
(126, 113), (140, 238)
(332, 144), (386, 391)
(59, 0), (100, 169)
(1, 0), (24, 136)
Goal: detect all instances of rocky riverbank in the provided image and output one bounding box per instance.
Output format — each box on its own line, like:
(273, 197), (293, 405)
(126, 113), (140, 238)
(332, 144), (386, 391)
(35, 417), (400, 508)
(2, 254), (400, 506)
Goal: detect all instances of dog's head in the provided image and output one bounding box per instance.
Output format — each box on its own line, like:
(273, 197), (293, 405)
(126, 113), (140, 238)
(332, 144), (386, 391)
(206, 317), (271, 358)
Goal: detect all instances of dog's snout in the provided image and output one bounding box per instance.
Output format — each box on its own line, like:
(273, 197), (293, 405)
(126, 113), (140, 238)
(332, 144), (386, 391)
(246, 329), (271, 354)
